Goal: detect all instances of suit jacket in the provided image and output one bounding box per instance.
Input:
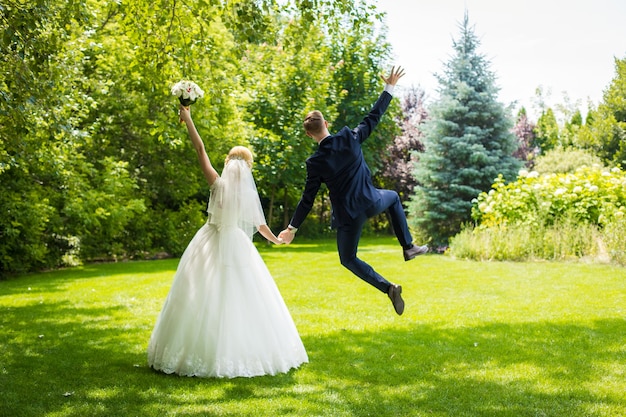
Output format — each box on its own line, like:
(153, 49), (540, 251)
(290, 90), (393, 229)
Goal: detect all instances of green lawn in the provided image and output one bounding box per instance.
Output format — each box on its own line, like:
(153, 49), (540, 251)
(1, 236), (625, 417)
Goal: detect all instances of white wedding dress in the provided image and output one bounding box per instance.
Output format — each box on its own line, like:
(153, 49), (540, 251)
(147, 159), (308, 378)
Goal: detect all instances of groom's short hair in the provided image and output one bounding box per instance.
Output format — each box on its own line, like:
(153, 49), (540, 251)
(303, 111), (325, 136)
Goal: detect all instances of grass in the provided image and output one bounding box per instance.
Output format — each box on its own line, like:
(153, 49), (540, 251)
(1, 236), (625, 417)
(449, 219), (626, 266)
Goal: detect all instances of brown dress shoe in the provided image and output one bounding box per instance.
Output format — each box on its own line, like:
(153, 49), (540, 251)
(388, 284), (405, 315)
(403, 244), (429, 261)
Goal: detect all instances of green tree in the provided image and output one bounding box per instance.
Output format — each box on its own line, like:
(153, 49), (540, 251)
(77, 0), (251, 257)
(408, 13), (521, 246)
(561, 109), (583, 147)
(0, 0), (396, 275)
(327, 14), (397, 180)
(243, 18), (334, 231)
(0, 0), (92, 275)
(584, 56), (626, 166)
(533, 108), (560, 152)
(244, 1), (394, 233)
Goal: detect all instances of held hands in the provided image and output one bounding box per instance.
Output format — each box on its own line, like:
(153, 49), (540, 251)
(272, 234), (287, 245)
(258, 225), (286, 245)
(380, 66), (405, 86)
(278, 229), (295, 245)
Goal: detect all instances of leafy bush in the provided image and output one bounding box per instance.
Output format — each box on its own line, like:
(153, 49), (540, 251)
(149, 200), (208, 258)
(451, 165), (626, 264)
(533, 148), (604, 174)
(0, 191), (57, 276)
(603, 218), (626, 265)
(471, 165), (626, 229)
(449, 221), (601, 262)
(533, 148), (603, 174)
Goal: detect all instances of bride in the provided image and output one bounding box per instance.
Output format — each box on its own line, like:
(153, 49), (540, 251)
(147, 105), (308, 378)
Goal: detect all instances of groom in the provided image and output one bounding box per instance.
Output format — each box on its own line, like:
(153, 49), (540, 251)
(278, 66), (428, 316)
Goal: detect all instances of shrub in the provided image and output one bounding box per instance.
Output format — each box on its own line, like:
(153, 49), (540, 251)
(449, 220), (601, 262)
(472, 166), (626, 229)
(533, 148), (605, 174)
(149, 200), (208, 257)
(603, 217), (626, 266)
(452, 165), (626, 264)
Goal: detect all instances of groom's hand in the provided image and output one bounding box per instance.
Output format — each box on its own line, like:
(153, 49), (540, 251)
(380, 66), (405, 86)
(278, 229), (295, 245)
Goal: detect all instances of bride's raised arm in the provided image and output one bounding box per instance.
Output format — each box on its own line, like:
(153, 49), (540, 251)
(179, 105), (219, 186)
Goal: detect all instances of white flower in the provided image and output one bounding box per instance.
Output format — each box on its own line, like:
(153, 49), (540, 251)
(528, 171), (539, 178)
(518, 169), (529, 177)
(554, 187), (567, 196)
(572, 186), (583, 194)
(171, 80), (205, 104)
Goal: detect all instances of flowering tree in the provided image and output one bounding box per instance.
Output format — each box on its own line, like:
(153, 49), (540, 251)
(512, 107), (536, 166)
(380, 86), (427, 201)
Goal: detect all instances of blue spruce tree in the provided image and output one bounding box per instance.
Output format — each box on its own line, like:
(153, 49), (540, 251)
(408, 12), (521, 247)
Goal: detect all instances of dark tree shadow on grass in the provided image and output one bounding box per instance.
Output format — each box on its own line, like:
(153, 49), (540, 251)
(1, 263), (624, 417)
(0, 299), (301, 417)
(298, 320), (626, 416)
(2, 297), (624, 417)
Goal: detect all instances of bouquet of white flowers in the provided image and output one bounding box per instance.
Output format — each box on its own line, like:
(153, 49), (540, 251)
(171, 80), (204, 106)
(171, 80), (204, 122)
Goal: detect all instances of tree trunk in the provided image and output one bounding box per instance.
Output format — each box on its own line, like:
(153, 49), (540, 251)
(267, 184), (276, 229)
(283, 186), (290, 228)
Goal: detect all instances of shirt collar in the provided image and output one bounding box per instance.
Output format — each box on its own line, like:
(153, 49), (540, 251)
(318, 135), (331, 144)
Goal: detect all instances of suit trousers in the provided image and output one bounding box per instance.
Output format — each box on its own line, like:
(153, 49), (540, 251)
(336, 189), (413, 293)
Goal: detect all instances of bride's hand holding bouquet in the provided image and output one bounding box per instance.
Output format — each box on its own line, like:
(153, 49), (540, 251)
(178, 104), (192, 125)
(171, 80), (204, 123)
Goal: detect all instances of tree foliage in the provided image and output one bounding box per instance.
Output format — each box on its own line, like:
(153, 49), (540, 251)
(534, 108), (560, 152)
(512, 107), (536, 165)
(0, 0), (394, 276)
(380, 86), (427, 201)
(407, 13), (521, 246)
(580, 57), (626, 166)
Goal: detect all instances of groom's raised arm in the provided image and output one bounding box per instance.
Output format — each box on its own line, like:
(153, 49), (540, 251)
(353, 66), (405, 144)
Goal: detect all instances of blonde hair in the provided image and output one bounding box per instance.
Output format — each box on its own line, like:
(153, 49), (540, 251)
(225, 146), (254, 168)
(303, 110), (325, 136)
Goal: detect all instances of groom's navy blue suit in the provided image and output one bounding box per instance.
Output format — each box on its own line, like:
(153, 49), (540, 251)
(289, 90), (414, 293)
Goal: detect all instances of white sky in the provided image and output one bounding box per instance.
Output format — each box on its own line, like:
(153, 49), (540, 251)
(375, 0), (626, 119)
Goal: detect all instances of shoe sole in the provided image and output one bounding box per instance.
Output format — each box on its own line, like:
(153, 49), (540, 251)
(390, 285), (404, 315)
(404, 246), (429, 261)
